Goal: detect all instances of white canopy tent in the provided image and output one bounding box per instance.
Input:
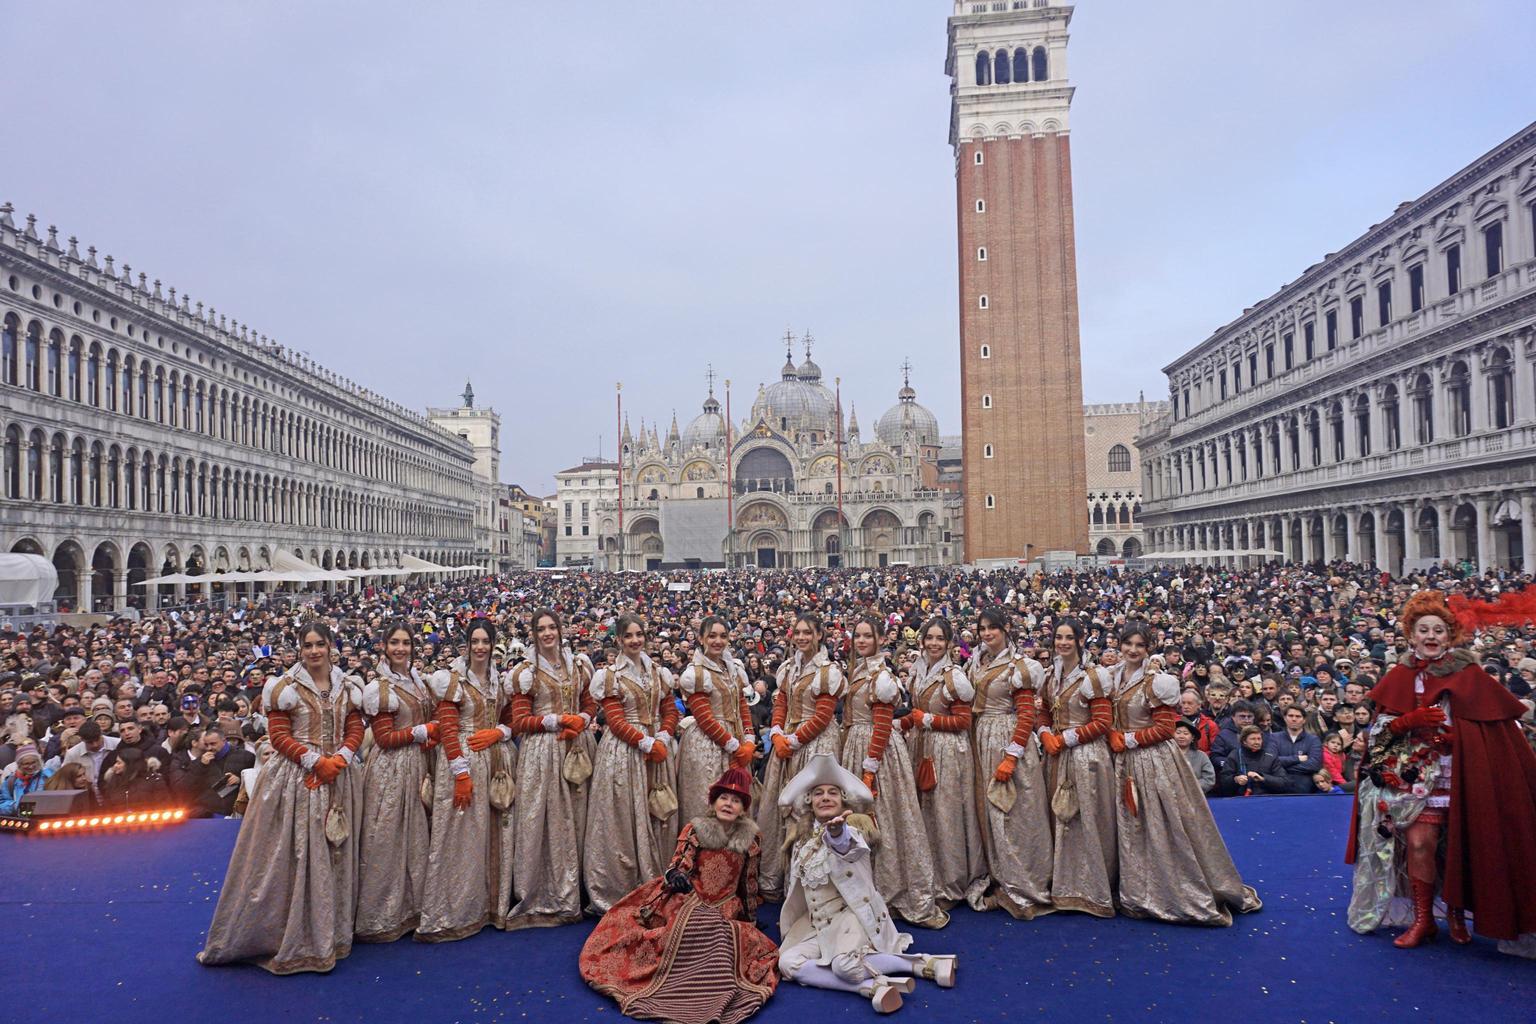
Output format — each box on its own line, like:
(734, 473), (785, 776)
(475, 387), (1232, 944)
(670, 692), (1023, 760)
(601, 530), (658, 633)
(0, 554), (59, 606)
(400, 553), (459, 574)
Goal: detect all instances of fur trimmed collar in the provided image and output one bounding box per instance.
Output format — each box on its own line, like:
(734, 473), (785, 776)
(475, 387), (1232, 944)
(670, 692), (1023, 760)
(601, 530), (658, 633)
(689, 814), (760, 853)
(1403, 647), (1478, 676)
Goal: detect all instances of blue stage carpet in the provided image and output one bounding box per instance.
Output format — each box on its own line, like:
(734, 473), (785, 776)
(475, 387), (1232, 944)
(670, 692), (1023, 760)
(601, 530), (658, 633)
(3, 797), (1528, 1023)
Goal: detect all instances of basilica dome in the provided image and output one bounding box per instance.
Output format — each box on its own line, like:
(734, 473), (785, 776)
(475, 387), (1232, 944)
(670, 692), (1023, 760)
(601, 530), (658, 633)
(683, 394), (727, 449)
(876, 377), (940, 447)
(760, 349), (837, 435)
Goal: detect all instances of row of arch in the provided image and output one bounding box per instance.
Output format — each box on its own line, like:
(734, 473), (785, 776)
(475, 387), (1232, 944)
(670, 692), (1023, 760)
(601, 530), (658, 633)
(7, 535), (475, 612)
(1095, 537), (1144, 558)
(974, 46), (1049, 87)
(1, 416), (474, 543)
(0, 310), (471, 497)
(1090, 501), (1140, 527)
(1149, 494), (1531, 575)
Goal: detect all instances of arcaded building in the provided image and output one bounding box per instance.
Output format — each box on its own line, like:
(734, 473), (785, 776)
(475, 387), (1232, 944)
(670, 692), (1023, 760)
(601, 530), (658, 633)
(1138, 123), (1536, 574)
(0, 203), (479, 611)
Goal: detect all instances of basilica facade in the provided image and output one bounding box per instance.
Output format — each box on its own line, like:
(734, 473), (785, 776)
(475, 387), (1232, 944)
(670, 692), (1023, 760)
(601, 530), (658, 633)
(591, 343), (956, 569)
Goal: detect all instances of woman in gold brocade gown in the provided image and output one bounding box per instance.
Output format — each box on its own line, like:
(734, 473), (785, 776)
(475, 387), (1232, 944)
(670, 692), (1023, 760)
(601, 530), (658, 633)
(417, 618), (518, 941)
(965, 606), (1053, 919)
(1107, 622), (1260, 925)
(676, 616), (756, 828)
(504, 608), (598, 929)
(839, 613), (947, 927)
(356, 619), (437, 943)
(584, 613), (681, 913)
(900, 616), (986, 908)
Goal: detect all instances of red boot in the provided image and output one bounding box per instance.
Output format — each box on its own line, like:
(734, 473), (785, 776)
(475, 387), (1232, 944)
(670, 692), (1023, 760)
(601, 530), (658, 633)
(1394, 880), (1439, 948)
(1446, 907), (1471, 945)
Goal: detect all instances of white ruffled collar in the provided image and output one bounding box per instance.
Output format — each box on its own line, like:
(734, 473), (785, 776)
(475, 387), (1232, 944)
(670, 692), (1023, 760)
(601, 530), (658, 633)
(911, 652), (953, 691)
(450, 655), (499, 694)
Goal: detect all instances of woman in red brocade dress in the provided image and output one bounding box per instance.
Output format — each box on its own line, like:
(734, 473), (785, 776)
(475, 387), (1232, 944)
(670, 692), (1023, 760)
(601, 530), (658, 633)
(580, 768), (778, 1024)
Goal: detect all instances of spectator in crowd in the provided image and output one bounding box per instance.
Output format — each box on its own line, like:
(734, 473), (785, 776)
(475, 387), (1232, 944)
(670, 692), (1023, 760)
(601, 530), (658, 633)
(63, 720), (119, 797)
(174, 726), (255, 817)
(1219, 727), (1285, 797)
(1173, 719), (1214, 795)
(99, 746), (171, 811)
(0, 745), (51, 813)
(1270, 706), (1326, 794)
(1209, 701), (1257, 774)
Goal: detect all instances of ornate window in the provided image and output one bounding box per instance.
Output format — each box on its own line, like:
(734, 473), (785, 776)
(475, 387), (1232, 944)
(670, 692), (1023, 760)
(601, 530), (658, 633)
(1107, 444), (1131, 473)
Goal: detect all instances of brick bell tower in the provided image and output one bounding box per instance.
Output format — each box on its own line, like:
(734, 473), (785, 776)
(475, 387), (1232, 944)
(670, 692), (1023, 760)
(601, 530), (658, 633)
(947, 0), (1089, 562)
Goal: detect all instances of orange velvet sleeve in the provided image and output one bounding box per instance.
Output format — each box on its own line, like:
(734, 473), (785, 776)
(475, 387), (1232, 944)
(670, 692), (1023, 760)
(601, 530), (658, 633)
(1075, 696), (1114, 743)
(1009, 687), (1037, 748)
(687, 692), (734, 748)
(927, 699), (973, 733)
(339, 710), (365, 754)
(791, 693), (838, 745)
(435, 700), (464, 762)
(601, 695), (646, 747)
(267, 709), (309, 765)
(1132, 703), (1180, 747)
(507, 692), (540, 734)
(865, 701), (894, 763)
(371, 711), (417, 750)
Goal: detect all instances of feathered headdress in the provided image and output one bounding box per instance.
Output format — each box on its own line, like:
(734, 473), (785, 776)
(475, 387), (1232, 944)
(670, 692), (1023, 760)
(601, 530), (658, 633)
(1402, 587), (1536, 643)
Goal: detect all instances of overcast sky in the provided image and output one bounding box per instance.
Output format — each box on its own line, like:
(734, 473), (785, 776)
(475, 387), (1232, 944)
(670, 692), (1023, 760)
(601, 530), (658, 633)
(6, 1), (1533, 492)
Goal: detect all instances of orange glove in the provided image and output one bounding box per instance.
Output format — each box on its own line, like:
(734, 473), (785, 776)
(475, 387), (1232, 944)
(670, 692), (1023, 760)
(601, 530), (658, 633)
(420, 722), (439, 745)
(901, 709), (927, 732)
(313, 755), (345, 785)
(772, 734), (794, 760)
(861, 770), (878, 797)
(994, 755), (1017, 783)
(644, 742), (669, 764)
(558, 714), (585, 735)
(1039, 731), (1065, 757)
(466, 728), (504, 752)
(304, 772), (322, 790)
(1107, 730), (1127, 753)
(452, 774), (474, 808)
(732, 741), (756, 769)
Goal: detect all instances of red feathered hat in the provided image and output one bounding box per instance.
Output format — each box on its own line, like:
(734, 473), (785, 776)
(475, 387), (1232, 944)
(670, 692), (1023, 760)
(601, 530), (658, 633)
(1401, 589), (1466, 645)
(708, 767), (754, 811)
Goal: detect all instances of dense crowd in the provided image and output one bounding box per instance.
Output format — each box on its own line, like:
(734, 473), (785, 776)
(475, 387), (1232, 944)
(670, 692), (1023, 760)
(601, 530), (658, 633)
(3, 561), (1534, 815)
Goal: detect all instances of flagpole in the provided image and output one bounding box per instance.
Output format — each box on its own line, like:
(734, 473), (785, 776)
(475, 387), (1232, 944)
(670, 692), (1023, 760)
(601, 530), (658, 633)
(835, 376), (846, 568)
(608, 383), (614, 574)
(724, 379), (734, 569)
(616, 382), (624, 572)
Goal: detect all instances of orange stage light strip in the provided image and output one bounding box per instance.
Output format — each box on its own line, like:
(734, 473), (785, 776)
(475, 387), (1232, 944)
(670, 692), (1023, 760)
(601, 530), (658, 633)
(28, 808), (189, 834)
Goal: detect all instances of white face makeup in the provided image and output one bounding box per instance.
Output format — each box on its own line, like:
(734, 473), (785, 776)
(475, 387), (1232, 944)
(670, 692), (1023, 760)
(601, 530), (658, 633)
(1411, 615), (1450, 661)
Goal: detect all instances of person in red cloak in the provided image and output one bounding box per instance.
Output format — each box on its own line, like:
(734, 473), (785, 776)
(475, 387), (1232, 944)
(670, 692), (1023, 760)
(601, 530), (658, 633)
(1345, 588), (1536, 951)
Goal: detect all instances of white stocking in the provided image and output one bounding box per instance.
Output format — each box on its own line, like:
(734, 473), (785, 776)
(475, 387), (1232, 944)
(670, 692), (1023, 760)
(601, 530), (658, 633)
(865, 953), (924, 976)
(790, 963), (871, 995)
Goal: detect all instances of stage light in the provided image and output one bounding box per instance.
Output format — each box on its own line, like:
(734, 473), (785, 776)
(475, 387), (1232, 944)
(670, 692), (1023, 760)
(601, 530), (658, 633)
(3, 807), (191, 838)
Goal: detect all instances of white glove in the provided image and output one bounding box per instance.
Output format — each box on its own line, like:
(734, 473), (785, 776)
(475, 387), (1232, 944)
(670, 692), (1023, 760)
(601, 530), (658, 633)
(1123, 733), (1140, 750)
(449, 755), (470, 778)
(723, 737), (741, 753)
(1003, 742), (1026, 759)
(410, 724), (430, 744)
(300, 751), (321, 772)
(639, 735), (657, 754)
(1062, 728), (1080, 748)
(542, 714), (560, 733)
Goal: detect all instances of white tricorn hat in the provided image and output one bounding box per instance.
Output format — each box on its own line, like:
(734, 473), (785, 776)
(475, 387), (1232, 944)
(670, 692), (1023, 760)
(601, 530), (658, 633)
(777, 752), (874, 809)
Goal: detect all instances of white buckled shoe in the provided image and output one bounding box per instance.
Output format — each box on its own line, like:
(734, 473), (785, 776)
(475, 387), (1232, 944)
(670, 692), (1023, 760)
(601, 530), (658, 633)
(869, 975), (915, 1013)
(920, 954), (957, 988)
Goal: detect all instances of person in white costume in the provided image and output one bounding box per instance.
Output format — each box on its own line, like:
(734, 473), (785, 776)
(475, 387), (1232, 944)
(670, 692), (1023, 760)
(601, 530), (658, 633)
(777, 753), (958, 1014)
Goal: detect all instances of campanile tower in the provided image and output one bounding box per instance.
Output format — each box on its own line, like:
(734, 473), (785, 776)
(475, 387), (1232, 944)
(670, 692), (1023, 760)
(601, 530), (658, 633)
(947, 0), (1088, 562)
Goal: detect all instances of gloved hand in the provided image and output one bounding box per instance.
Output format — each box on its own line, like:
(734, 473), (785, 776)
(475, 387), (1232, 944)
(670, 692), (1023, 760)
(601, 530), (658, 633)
(645, 741), (670, 764)
(1107, 730), (1127, 753)
(466, 728), (504, 752)
(1389, 707), (1446, 734)
(772, 734), (794, 760)
(732, 741), (756, 769)
(1039, 731), (1065, 757)
(901, 709), (928, 732)
(557, 714), (586, 735)
(304, 772), (322, 791)
(663, 868), (694, 895)
(994, 755), (1017, 783)
(452, 774), (474, 809)
(417, 722), (440, 746)
(313, 754), (345, 785)
(557, 724), (583, 742)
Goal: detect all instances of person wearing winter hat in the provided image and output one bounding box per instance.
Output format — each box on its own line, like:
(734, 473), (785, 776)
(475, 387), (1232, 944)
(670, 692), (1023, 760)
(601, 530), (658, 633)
(0, 744), (51, 814)
(776, 753), (959, 1014)
(579, 766), (778, 1022)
